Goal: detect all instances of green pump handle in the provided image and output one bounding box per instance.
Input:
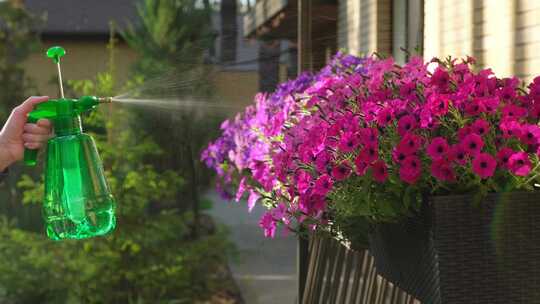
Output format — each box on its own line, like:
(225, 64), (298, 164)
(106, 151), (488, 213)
(23, 96), (103, 166)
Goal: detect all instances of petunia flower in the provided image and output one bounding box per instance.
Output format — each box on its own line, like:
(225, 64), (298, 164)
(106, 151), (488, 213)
(462, 133), (484, 155)
(496, 147), (515, 169)
(399, 155), (422, 184)
(313, 174), (334, 196)
(338, 131), (361, 153)
(520, 124), (540, 146)
(371, 160), (389, 182)
(508, 152), (532, 176)
(397, 133), (423, 155)
(472, 153), (497, 179)
(354, 154), (368, 176)
(427, 137), (450, 160)
(397, 115), (418, 136)
(331, 161), (352, 181)
(471, 119), (491, 136)
(259, 212), (276, 238)
(431, 159), (456, 182)
(449, 144), (468, 165)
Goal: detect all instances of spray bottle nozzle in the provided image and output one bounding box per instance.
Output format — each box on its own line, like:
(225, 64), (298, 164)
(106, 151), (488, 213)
(98, 97), (113, 103)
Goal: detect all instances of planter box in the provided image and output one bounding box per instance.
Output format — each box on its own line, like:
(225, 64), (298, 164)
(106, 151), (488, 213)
(368, 207), (441, 303)
(369, 192), (540, 304)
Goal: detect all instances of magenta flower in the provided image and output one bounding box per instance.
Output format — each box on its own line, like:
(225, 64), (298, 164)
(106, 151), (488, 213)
(520, 124), (540, 145)
(471, 119), (490, 136)
(472, 153), (497, 179)
(259, 212), (276, 238)
(376, 108), (394, 126)
(457, 126), (472, 141)
(500, 120), (523, 139)
(392, 148), (407, 164)
(357, 143), (379, 164)
(358, 127), (379, 146)
(508, 152), (532, 176)
(427, 137), (450, 160)
(313, 174), (334, 196)
(464, 99), (485, 116)
(462, 133), (484, 155)
(431, 67), (450, 89)
(398, 133), (423, 155)
(315, 151), (332, 174)
(430, 159), (456, 182)
(449, 144), (468, 165)
(354, 154), (368, 176)
(296, 170), (312, 194)
(400, 155), (422, 184)
(331, 161), (352, 181)
(338, 132), (361, 153)
(397, 115), (418, 136)
(371, 160), (388, 182)
(235, 177), (248, 202)
(502, 104), (527, 121)
(248, 190), (261, 212)
(496, 147), (515, 169)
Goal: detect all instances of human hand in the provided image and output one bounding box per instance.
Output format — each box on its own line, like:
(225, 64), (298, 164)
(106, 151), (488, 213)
(0, 96), (52, 171)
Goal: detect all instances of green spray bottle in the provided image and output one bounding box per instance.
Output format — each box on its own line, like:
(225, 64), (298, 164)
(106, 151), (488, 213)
(24, 46), (116, 240)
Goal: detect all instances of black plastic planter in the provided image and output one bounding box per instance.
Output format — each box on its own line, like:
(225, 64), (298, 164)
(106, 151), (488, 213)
(369, 192), (540, 304)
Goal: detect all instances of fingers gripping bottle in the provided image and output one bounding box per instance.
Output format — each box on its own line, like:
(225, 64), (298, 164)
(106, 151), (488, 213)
(24, 46), (116, 240)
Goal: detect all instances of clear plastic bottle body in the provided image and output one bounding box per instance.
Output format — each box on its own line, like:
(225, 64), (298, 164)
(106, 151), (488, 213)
(43, 133), (116, 240)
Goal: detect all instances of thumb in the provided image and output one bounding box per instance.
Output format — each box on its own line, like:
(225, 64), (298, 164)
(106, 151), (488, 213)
(15, 96), (49, 117)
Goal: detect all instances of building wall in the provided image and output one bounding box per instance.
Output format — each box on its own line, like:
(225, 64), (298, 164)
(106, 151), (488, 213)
(23, 40), (137, 97)
(424, 0), (540, 83)
(210, 69), (259, 108)
(337, 0), (392, 56)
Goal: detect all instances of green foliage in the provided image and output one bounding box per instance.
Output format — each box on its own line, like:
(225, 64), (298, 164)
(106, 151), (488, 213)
(0, 2), (40, 119)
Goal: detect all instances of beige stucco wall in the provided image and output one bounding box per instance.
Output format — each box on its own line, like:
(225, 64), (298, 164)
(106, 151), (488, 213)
(337, 0), (392, 56)
(424, 0), (540, 82)
(23, 40), (138, 97)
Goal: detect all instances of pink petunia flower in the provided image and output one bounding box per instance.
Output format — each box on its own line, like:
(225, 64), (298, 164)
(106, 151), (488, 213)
(471, 119), (491, 136)
(315, 151), (332, 174)
(331, 161), (352, 181)
(354, 154), (368, 176)
(520, 124), (540, 146)
(496, 147), (515, 169)
(449, 144), (468, 165)
(376, 108), (394, 126)
(472, 153), (497, 179)
(338, 131), (361, 153)
(397, 115), (418, 136)
(427, 137), (450, 160)
(399, 155), (422, 184)
(502, 104), (527, 121)
(371, 160), (389, 182)
(462, 133), (484, 155)
(357, 143), (379, 164)
(508, 152), (532, 176)
(296, 170), (312, 194)
(313, 174), (334, 196)
(259, 212), (276, 238)
(430, 159), (456, 182)
(398, 133), (423, 155)
(500, 120), (523, 139)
